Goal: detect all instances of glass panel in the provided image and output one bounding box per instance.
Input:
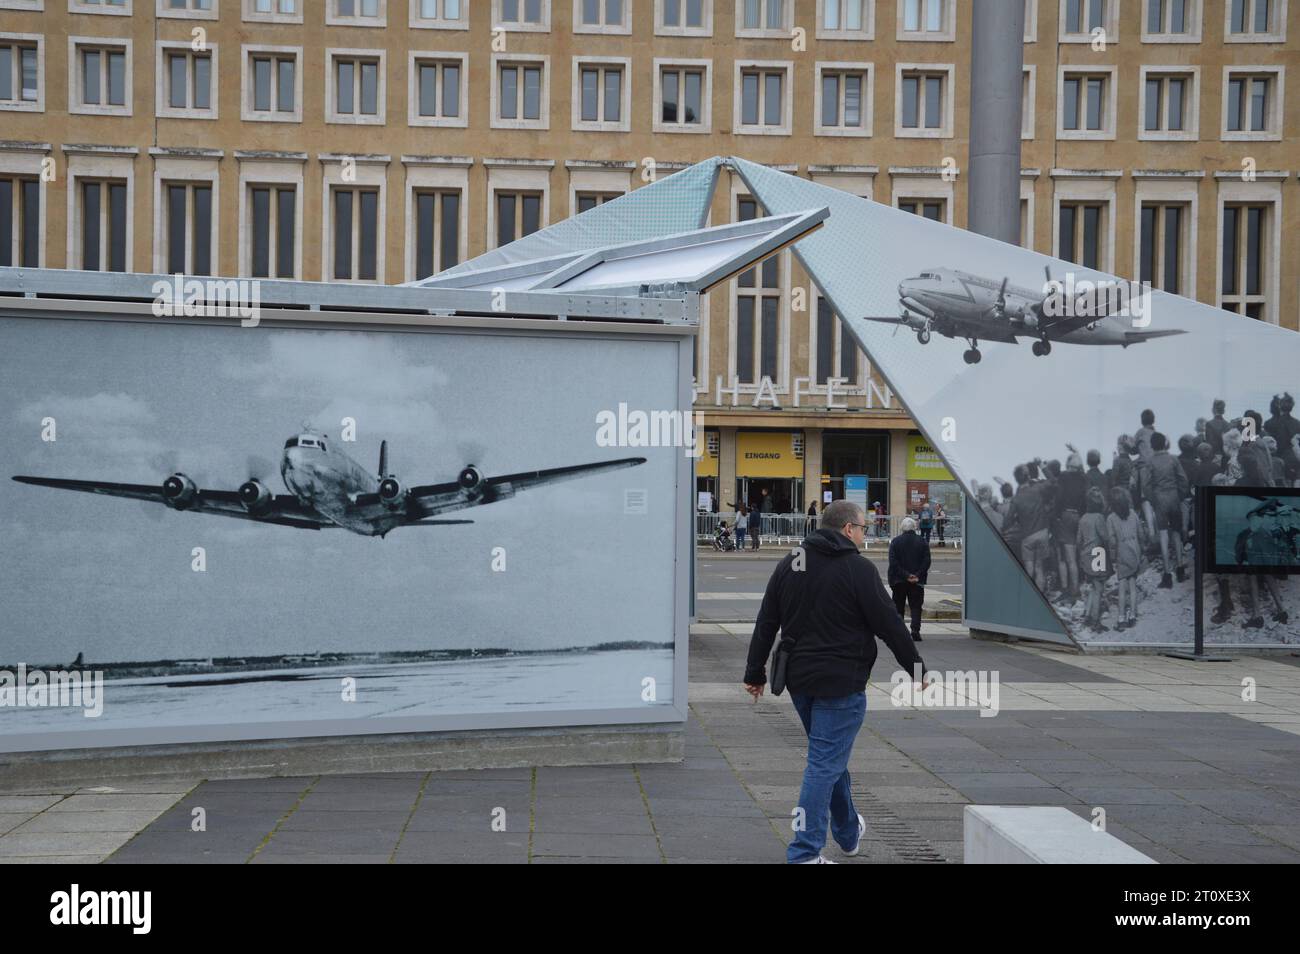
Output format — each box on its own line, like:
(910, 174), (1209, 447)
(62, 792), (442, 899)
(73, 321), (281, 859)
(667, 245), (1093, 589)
(744, 0), (759, 29)
(251, 187), (269, 277)
(663, 0), (679, 26)
(926, 0), (943, 31)
(1227, 78), (1241, 130)
(923, 202), (942, 221)
(439, 191), (458, 269)
(108, 182), (126, 272)
(83, 50), (101, 105)
(577, 194), (597, 213)
(434, 63), (455, 116)
(276, 188), (294, 278)
(606, 0), (622, 26)
(581, 68), (598, 121)
(17, 47), (34, 100)
(583, 0), (598, 24)
(1082, 205), (1100, 270)
(1170, 0), (1185, 32)
(1139, 206), (1155, 283)
(1066, 0), (1081, 31)
(500, 66), (517, 119)
(684, 70), (701, 123)
(1144, 78), (1160, 130)
(1086, 77), (1103, 129)
(1249, 78), (1267, 130)
(821, 74), (838, 127)
(905, 0), (920, 31)
(358, 190), (377, 280)
(839, 316), (858, 380)
(1245, 207), (1261, 295)
(0, 180), (12, 266)
(0, 47), (10, 101)
(525, 0), (541, 21)
(360, 61), (378, 114)
(736, 296), (755, 384)
(338, 0), (354, 14)
(277, 58), (295, 112)
(1254, 0), (1270, 32)
(496, 192), (515, 246)
(686, 0), (702, 26)
(334, 189), (353, 279)
(1167, 78), (1183, 130)
(763, 72), (781, 125)
(902, 75), (918, 126)
(816, 298), (833, 383)
(824, 0), (839, 29)
(1087, 0), (1104, 30)
(662, 70), (678, 122)
(521, 193), (540, 236)
(1059, 204), (1076, 263)
(737, 198), (756, 287)
(419, 64), (437, 116)
(170, 54), (188, 109)
(415, 192), (434, 279)
(765, 0), (782, 29)
(254, 58), (270, 111)
(1063, 77), (1078, 129)
(1146, 0), (1161, 31)
(337, 61), (354, 114)
(82, 182), (101, 270)
(846, 0), (862, 29)
(523, 67), (540, 119)
(741, 72), (758, 125)
(19, 178), (38, 267)
(194, 55), (210, 109)
(1163, 205), (1180, 294)
(193, 185), (211, 276)
(502, 0), (518, 19)
(760, 297), (778, 380)
(604, 69), (620, 122)
(108, 51), (125, 106)
(924, 75), (942, 128)
(1221, 206), (1238, 295)
(168, 184), (187, 274)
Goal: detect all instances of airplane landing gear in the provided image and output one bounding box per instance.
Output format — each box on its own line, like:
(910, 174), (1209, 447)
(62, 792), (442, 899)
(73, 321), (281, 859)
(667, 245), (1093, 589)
(962, 339), (982, 364)
(917, 327), (931, 345)
(1031, 338), (1052, 357)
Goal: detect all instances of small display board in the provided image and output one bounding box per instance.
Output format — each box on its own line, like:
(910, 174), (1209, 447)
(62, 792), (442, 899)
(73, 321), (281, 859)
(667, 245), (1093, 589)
(1204, 486), (1300, 575)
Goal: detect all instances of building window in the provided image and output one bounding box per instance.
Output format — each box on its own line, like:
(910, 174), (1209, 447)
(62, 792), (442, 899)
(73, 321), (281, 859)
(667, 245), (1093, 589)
(656, 60), (709, 131)
(328, 51), (385, 124)
(735, 196), (780, 385)
(159, 45), (215, 118)
(898, 197), (944, 220)
(737, 0), (791, 36)
(575, 190), (620, 213)
(658, 0), (710, 34)
(573, 58), (629, 130)
(1143, 0), (1200, 40)
(1139, 202), (1185, 294)
(1220, 203), (1269, 318)
(248, 183), (296, 278)
(70, 0), (131, 14)
(1022, 66), (1035, 138)
(0, 174), (39, 267)
(1223, 70), (1282, 138)
(245, 0), (302, 22)
(162, 181), (213, 275)
(494, 57), (548, 128)
(329, 0), (385, 24)
(412, 189), (459, 280)
(1058, 201), (1107, 269)
(495, 190), (543, 246)
(1227, 0), (1286, 40)
(1024, 0), (1038, 40)
(1058, 67), (1116, 137)
(1062, 0), (1106, 33)
(243, 47), (299, 122)
(410, 55), (465, 125)
(819, 0), (872, 37)
(496, 0), (549, 29)
(1020, 195), (1032, 247)
(575, 0), (632, 32)
(900, 0), (952, 39)
(736, 63), (790, 135)
(815, 298), (859, 386)
(816, 65), (869, 136)
(77, 178), (129, 272)
(898, 68), (948, 133)
(329, 186), (380, 281)
(0, 36), (41, 111)
(158, 0), (218, 19)
(411, 0), (466, 27)
(71, 40), (131, 115)
(1142, 70), (1193, 135)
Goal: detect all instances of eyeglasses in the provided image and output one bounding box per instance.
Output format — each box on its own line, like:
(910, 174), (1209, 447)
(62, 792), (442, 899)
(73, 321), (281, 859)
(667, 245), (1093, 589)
(848, 522), (868, 530)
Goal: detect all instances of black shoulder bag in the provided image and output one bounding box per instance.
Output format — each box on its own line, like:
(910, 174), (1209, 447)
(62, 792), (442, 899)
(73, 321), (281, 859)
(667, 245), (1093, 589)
(768, 560), (835, 696)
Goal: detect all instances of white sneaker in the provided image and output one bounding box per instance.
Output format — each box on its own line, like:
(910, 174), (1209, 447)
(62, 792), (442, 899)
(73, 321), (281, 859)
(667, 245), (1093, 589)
(842, 814), (867, 856)
(795, 855), (837, 864)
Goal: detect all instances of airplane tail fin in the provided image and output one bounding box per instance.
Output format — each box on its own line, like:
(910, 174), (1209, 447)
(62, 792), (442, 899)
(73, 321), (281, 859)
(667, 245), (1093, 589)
(378, 440), (388, 478)
(1123, 329), (1186, 345)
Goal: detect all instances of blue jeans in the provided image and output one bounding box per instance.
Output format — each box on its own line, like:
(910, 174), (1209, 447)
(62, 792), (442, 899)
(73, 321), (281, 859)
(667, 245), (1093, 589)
(787, 690), (866, 863)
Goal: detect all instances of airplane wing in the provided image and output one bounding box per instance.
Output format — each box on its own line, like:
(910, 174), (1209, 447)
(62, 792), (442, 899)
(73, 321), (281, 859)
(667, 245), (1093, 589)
(10, 476), (335, 530)
(364, 456), (647, 520)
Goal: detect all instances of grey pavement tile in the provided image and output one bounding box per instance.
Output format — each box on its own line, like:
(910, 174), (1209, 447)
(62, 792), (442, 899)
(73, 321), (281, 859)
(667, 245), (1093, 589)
(0, 814), (35, 835)
(15, 810), (172, 834)
(649, 815), (779, 839)
(955, 789), (1086, 806)
(106, 850), (250, 864)
(1174, 842), (1300, 863)
(405, 809), (525, 834)
(1058, 786), (1192, 805)
(531, 832), (662, 860)
(260, 829), (401, 855)
(664, 856), (770, 864)
(308, 776), (426, 793)
(145, 806), (288, 832)
(1245, 825), (1300, 849)
(277, 810), (411, 832)
(188, 778), (311, 793)
(656, 832), (783, 861)
(532, 811), (654, 835)
(420, 779), (533, 796)
(395, 830), (529, 855)
(250, 853), (392, 864)
(112, 829), (266, 855)
(643, 797), (766, 818)
(422, 769), (533, 781)
(531, 795), (648, 815)
(295, 792), (420, 812)
(43, 793), (204, 814)
(531, 856), (656, 864)
(73, 780), (200, 795)
(532, 780), (642, 799)
(0, 831), (133, 857)
(0, 855), (108, 864)
(392, 850), (527, 864)
(0, 795), (64, 813)
(1174, 790), (1300, 824)
(932, 772), (1058, 788)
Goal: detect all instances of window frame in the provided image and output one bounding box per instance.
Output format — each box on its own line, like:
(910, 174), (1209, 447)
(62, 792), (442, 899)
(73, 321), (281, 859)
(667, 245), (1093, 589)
(1137, 65), (1198, 141)
(237, 155), (304, 280)
(241, 44), (302, 123)
(156, 40), (218, 120)
(1131, 178), (1198, 298)
(325, 48), (387, 126)
(733, 59), (793, 137)
(1220, 65), (1284, 141)
(322, 159), (387, 285)
(897, 0), (956, 41)
(157, 0), (220, 19)
(1224, 0), (1288, 43)
(729, 188), (788, 393)
(1056, 64), (1117, 140)
(1140, 0), (1202, 42)
(574, 0), (634, 34)
(571, 55), (632, 132)
(655, 0), (712, 36)
(734, 0), (794, 39)
(408, 51), (468, 127)
(68, 36), (133, 117)
(894, 62), (954, 138)
(0, 33), (44, 113)
(409, 0), (469, 28)
(1057, 0), (1120, 43)
(1216, 181), (1281, 323)
(0, 150), (47, 268)
(653, 57), (713, 133)
(243, 0), (303, 24)
(402, 157), (469, 282)
(813, 62), (873, 138)
(68, 0), (133, 16)
(815, 0), (874, 40)
(65, 149), (136, 273)
(494, 0), (551, 32)
(151, 155), (220, 276)
(491, 53), (550, 129)
(327, 0), (388, 26)
(1051, 175), (1118, 274)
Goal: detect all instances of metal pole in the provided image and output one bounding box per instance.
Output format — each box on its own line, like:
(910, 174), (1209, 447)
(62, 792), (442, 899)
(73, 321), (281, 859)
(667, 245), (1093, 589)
(967, 0), (1025, 244)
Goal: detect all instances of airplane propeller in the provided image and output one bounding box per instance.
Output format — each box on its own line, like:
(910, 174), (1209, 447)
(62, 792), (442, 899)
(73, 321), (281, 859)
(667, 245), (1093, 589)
(140, 451), (181, 521)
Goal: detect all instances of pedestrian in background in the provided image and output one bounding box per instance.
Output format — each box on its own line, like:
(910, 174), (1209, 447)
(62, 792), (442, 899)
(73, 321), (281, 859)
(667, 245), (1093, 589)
(918, 501), (934, 545)
(888, 516), (931, 642)
(744, 500), (926, 864)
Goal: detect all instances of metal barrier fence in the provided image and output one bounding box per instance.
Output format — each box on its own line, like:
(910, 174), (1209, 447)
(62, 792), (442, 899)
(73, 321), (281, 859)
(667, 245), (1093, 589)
(697, 512), (963, 549)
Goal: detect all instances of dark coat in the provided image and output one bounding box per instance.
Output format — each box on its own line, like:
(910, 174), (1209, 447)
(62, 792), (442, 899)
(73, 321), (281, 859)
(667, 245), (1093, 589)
(888, 530), (932, 586)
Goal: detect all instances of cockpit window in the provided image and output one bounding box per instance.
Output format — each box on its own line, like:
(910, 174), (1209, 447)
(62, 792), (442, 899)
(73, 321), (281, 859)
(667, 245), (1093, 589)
(285, 437), (298, 449)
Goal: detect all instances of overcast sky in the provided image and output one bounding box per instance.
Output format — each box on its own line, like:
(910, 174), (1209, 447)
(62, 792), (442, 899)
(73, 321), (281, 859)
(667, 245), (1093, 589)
(1, 317), (680, 664)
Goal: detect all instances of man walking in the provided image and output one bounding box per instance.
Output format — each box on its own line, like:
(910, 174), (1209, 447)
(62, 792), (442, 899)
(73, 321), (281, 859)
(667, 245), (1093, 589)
(888, 516), (931, 641)
(743, 500), (926, 864)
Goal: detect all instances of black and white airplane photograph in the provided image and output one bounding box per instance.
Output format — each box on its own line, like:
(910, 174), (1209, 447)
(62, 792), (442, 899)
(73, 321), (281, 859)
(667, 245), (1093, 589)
(0, 316), (678, 742)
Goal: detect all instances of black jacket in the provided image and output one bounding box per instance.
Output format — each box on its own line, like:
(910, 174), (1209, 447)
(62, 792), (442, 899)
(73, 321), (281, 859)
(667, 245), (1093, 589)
(887, 530), (931, 586)
(744, 529), (925, 697)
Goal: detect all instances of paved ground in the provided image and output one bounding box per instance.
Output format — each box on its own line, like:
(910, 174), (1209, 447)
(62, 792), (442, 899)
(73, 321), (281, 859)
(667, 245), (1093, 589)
(4, 620), (1300, 864)
(697, 546), (963, 621)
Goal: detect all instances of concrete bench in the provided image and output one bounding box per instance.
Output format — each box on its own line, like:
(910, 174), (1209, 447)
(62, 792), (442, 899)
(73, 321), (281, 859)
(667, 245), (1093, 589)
(964, 806), (1157, 864)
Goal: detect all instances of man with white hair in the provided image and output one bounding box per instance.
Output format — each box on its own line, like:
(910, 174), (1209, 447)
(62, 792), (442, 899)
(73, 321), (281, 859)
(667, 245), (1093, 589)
(743, 499), (926, 864)
(888, 516), (931, 642)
